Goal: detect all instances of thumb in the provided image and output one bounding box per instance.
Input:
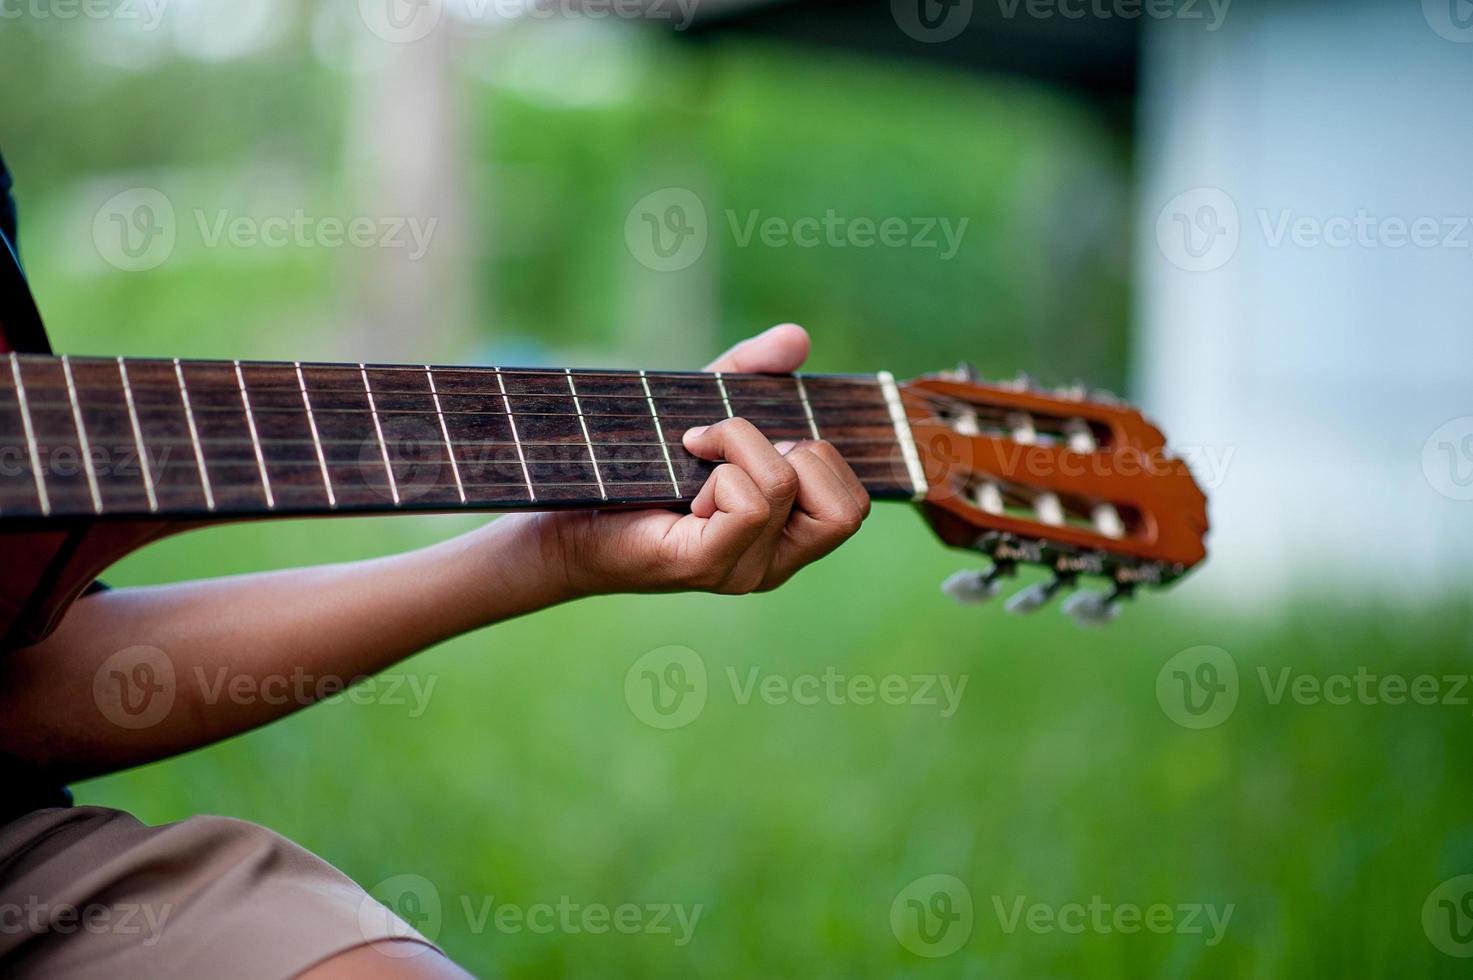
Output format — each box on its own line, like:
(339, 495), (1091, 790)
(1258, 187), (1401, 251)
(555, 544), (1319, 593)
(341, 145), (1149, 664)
(704, 323), (810, 373)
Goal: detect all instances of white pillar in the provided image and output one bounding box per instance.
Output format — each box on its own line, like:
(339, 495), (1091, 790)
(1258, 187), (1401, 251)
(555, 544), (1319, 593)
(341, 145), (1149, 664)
(1135, 0), (1473, 601)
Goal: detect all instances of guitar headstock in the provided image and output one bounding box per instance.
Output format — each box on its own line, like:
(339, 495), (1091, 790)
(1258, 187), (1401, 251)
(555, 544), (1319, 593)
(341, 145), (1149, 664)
(900, 366), (1209, 625)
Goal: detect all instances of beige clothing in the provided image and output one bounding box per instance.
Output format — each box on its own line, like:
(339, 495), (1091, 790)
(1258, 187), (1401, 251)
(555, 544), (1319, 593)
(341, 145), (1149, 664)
(0, 806), (437, 979)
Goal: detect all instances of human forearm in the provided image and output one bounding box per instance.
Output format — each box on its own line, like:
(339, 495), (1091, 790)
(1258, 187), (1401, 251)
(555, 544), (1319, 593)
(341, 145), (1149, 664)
(0, 514), (574, 782)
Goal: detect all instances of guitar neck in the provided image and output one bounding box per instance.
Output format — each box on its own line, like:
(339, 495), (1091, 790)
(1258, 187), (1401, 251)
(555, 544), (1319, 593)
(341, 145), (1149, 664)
(0, 353), (928, 521)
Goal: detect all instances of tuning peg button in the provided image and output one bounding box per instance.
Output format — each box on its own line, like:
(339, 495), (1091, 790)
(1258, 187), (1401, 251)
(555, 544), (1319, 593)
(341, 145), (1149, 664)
(942, 568), (1002, 604)
(1004, 576), (1073, 615)
(1061, 590), (1122, 627)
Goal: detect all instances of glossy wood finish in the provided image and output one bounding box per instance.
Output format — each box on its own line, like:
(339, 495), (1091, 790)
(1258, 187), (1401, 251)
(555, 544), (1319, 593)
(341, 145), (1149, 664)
(0, 356), (915, 521)
(905, 376), (1209, 572)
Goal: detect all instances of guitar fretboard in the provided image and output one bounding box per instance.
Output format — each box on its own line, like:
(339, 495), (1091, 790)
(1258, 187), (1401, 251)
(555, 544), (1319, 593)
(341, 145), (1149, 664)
(0, 354), (926, 519)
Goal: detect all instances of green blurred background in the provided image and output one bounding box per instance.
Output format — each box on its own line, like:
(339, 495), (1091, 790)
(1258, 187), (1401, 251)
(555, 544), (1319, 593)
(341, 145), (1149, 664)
(4, 4), (1472, 977)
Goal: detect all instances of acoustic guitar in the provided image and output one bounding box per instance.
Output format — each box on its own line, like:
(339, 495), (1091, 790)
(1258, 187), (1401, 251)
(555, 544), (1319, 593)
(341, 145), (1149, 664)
(0, 238), (1208, 646)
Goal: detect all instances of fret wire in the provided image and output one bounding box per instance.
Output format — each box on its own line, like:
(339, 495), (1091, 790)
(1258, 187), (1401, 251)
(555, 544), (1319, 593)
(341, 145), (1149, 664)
(60, 355), (103, 514)
(9, 352), (50, 515)
(360, 363), (400, 506)
(794, 374), (820, 440)
(566, 368), (606, 501)
(641, 370), (681, 497)
(496, 368), (535, 502)
(425, 366), (467, 504)
(713, 372), (734, 419)
(296, 361), (336, 508)
(116, 357), (158, 513)
(234, 359), (275, 509)
(174, 358), (216, 511)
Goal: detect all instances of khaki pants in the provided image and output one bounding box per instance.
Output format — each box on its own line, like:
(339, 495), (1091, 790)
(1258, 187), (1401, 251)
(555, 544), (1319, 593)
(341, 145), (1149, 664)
(0, 806), (436, 979)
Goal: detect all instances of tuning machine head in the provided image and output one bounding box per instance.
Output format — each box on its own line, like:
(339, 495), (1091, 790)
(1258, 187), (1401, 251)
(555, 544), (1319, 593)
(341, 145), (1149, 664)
(1061, 584), (1134, 627)
(941, 561), (1015, 605)
(1004, 573), (1075, 616)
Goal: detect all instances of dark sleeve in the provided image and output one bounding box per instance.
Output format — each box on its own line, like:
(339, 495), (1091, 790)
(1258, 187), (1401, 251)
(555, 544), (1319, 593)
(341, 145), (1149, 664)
(0, 150), (16, 251)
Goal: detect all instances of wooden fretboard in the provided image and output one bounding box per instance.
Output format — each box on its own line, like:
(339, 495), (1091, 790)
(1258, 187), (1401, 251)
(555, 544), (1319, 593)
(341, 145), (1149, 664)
(0, 354), (928, 519)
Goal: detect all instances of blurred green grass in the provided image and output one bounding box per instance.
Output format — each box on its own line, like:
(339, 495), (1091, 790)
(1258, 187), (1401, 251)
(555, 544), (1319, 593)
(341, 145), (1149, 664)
(7, 17), (1472, 977)
(76, 509), (1473, 978)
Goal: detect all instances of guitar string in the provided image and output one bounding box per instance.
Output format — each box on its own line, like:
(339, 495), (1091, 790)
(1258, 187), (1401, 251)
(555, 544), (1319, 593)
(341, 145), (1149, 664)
(6, 358), (894, 386)
(1, 358), (980, 415)
(1, 388), (958, 422)
(2, 382), (914, 409)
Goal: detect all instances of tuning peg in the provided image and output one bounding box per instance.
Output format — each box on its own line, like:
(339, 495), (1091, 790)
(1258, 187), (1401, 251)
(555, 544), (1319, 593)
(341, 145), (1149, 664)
(1061, 584), (1134, 628)
(1057, 381), (1088, 401)
(1004, 575), (1074, 615)
(942, 563), (1013, 604)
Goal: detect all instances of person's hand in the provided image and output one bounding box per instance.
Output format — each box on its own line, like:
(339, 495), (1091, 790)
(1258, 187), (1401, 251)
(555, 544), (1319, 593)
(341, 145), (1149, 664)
(519, 324), (871, 598)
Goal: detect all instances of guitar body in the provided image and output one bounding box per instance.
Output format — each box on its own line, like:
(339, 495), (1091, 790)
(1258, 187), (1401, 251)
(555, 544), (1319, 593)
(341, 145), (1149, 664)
(0, 248), (178, 646)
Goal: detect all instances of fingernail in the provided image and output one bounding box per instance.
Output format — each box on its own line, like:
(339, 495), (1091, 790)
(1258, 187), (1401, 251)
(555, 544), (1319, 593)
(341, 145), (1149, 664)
(774, 441), (796, 455)
(683, 426), (709, 442)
